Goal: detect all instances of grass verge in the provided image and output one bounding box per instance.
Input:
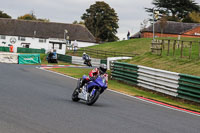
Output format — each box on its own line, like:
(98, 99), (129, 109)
(49, 67), (200, 112)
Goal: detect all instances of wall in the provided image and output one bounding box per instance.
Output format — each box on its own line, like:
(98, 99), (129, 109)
(0, 35), (97, 55)
(142, 32), (200, 38)
(0, 35), (65, 55)
(184, 26), (200, 36)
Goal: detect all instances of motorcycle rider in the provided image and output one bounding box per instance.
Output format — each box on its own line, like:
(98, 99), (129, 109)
(82, 52), (90, 64)
(79, 64), (108, 91)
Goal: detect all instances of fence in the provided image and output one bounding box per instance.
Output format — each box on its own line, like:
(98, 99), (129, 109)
(151, 39), (200, 59)
(17, 47), (45, 54)
(0, 46), (9, 52)
(67, 47), (138, 59)
(111, 61), (200, 103)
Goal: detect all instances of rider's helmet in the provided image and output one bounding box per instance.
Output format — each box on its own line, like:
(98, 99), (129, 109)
(83, 52), (86, 55)
(99, 64), (107, 74)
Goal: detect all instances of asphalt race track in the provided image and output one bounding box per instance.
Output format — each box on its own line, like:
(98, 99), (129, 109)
(0, 63), (200, 133)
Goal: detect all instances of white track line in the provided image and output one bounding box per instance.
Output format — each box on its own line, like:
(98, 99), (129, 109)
(36, 67), (200, 117)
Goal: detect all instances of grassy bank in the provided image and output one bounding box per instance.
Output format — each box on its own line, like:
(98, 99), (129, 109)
(72, 37), (200, 76)
(50, 67), (200, 112)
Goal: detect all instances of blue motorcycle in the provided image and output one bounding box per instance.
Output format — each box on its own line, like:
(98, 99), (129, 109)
(72, 75), (107, 105)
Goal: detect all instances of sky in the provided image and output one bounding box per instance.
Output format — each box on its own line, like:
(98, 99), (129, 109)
(0, 0), (200, 40)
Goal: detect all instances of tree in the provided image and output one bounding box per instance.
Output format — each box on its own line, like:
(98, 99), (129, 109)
(145, 0), (200, 22)
(188, 11), (200, 23)
(0, 10), (11, 18)
(72, 20), (85, 25)
(81, 1), (119, 42)
(18, 14), (36, 20)
(18, 12), (50, 22)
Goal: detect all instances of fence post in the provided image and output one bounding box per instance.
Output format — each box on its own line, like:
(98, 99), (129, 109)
(160, 40), (164, 56)
(180, 41), (184, 58)
(199, 42), (200, 59)
(167, 40), (170, 56)
(173, 40), (176, 56)
(189, 41), (192, 59)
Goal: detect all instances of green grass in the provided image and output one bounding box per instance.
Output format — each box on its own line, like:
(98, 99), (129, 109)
(49, 67), (200, 112)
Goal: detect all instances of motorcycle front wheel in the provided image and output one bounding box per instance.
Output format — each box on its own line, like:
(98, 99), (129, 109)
(86, 88), (100, 106)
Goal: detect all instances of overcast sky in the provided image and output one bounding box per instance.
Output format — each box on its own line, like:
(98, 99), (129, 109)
(1, 0), (200, 40)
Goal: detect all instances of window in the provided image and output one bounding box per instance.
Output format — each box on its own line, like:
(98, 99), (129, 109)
(0, 35), (6, 39)
(18, 36), (26, 41)
(39, 38), (46, 43)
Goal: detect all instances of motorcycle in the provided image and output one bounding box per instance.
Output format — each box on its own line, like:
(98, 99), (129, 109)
(83, 55), (92, 67)
(72, 74), (107, 105)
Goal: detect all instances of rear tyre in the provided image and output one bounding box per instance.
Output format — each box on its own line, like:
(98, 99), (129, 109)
(72, 88), (80, 102)
(86, 88), (100, 106)
(87, 61), (92, 67)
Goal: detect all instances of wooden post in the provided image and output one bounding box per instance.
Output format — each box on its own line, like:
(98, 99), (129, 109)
(198, 42), (200, 59)
(162, 40), (165, 50)
(180, 41), (184, 58)
(189, 41), (192, 59)
(167, 40), (170, 56)
(160, 40), (164, 56)
(173, 40), (176, 56)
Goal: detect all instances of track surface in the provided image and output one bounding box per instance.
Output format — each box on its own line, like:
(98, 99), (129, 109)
(0, 63), (200, 133)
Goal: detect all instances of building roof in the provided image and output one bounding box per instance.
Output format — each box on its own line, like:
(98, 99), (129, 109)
(0, 18), (96, 43)
(141, 21), (200, 34)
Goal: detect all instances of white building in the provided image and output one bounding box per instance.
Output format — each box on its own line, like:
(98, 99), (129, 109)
(0, 18), (97, 54)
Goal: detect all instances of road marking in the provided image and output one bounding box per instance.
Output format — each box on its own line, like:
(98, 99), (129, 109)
(36, 67), (200, 117)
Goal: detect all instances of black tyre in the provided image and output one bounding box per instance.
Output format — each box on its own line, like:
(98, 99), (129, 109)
(71, 88), (80, 102)
(86, 88), (100, 106)
(87, 61), (92, 67)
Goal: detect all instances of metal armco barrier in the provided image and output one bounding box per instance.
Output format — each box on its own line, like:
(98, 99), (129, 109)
(57, 54), (105, 67)
(111, 62), (138, 85)
(0, 46), (9, 52)
(17, 47), (45, 53)
(57, 54), (72, 63)
(72, 56), (101, 66)
(178, 74), (200, 103)
(111, 61), (200, 103)
(138, 66), (179, 97)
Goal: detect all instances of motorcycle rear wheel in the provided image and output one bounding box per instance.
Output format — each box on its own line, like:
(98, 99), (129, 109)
(87, 61), (92, 67)
(72, 88), (80, 102)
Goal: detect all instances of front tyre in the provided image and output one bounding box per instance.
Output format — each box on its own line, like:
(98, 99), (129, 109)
(86, 89), (100, 106)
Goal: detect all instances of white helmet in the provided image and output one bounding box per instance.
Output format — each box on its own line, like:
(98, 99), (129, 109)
(83, 52), (86, 55)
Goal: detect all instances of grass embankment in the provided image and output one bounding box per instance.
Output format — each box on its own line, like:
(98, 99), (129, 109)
(50, 67), (200, 112)
(83, 37), (200, 76)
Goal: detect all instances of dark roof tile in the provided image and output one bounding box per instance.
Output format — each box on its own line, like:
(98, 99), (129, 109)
(0, 18), (96, 43)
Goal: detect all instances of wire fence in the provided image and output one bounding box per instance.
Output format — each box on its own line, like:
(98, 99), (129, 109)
(66, 47), (138, 59)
